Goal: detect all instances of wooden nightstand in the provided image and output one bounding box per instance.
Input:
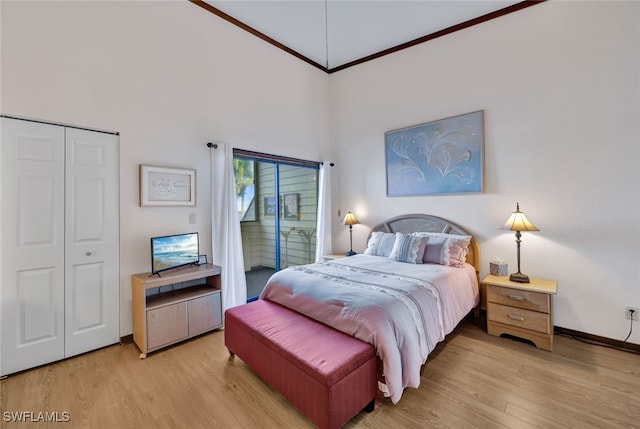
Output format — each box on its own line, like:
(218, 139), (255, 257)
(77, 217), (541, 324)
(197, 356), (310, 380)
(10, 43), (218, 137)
(482, 275), (558, 351)
(323, 253), (348, 261)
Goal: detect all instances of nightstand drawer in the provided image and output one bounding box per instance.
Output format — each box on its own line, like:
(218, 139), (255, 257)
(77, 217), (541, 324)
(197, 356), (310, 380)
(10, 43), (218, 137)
(487, 285), (550, 313)
(487, 302), (551, 334)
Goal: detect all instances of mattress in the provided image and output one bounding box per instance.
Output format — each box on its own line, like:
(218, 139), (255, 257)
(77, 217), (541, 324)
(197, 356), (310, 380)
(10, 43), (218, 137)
(260, 254), (479, 403)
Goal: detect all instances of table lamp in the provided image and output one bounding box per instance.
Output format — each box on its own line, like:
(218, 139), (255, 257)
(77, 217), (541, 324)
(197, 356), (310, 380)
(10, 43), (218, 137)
(342, 211), (359, 256)
(501, 202), (539, 283)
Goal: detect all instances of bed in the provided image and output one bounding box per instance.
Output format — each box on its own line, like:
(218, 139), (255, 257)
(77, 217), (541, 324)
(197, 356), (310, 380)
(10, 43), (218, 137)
(259, 214), (480, 404)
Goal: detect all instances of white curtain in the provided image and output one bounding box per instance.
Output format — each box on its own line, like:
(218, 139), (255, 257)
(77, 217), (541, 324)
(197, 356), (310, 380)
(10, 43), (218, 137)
(315, 162), (332, 262)
(211, 142), (247, 311)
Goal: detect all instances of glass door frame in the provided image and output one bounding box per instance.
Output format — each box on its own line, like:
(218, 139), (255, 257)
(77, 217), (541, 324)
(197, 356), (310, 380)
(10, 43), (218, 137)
(233, 149), (320, 274)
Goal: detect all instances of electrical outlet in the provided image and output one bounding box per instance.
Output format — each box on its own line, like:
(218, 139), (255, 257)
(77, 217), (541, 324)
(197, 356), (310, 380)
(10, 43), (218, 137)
(625, 307), (639, 321)
(188, 213), (196, 224)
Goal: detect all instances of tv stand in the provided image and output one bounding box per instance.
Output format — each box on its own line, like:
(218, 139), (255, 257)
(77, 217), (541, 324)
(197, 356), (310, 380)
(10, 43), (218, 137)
(132, 264), (223, 358)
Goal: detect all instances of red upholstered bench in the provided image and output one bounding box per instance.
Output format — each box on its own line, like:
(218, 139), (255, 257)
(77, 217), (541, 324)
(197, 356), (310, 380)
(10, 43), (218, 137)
(225, 299), (377, 429)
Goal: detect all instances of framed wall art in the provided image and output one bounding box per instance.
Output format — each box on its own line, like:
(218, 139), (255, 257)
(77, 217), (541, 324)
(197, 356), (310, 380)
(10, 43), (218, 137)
(139, 164), (196, 207)
(283, 193), (299, 220)
(264, 196), (277, 216)
(385, 110), (484, 196)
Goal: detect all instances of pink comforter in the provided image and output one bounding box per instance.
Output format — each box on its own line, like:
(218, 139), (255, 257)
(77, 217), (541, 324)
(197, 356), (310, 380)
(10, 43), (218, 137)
(259, 254), (479, 403)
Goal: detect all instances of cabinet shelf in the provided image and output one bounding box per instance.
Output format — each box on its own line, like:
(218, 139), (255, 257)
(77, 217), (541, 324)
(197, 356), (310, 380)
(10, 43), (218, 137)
(132, 264), (223, 358)
(146, 285), (217, 310)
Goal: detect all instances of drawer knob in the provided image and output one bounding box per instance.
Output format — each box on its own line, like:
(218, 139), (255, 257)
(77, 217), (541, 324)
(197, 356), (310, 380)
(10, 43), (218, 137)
(508, 314), (525, 321)
(508, 294), (525, 301)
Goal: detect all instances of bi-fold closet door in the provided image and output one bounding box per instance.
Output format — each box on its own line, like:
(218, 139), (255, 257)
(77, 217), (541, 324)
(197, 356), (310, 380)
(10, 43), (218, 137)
(0, 117), (120, 376)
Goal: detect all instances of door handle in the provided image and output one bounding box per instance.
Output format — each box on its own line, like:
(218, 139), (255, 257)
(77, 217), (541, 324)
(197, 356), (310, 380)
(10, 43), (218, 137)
(86, 251), (92, 256)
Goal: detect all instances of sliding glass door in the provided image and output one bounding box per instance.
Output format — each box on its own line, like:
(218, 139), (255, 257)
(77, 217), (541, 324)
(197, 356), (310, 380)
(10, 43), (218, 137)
(234, 153), (319, 301)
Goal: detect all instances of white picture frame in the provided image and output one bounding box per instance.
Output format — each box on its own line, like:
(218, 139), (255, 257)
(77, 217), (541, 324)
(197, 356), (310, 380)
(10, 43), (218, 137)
(140, 164), (196, 207)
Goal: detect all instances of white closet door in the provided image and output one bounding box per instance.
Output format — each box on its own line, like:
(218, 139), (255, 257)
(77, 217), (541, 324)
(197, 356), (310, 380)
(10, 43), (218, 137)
(64, 128), (119, 357)
(1, 118), (66, 375)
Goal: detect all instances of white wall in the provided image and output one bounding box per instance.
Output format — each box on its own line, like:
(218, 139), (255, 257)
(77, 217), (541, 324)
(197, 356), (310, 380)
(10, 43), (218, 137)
(0, 1), (330, 336)
(330, 1), (640, 343)
(2, 1), (638, 345)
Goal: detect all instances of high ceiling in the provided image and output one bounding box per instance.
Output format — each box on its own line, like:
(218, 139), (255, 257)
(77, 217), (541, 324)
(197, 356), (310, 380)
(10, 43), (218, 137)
(196, 1), (537, 72)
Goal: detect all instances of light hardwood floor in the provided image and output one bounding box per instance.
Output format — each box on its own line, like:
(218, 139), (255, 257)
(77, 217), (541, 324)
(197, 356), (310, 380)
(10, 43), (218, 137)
(1, 318), (639, 428)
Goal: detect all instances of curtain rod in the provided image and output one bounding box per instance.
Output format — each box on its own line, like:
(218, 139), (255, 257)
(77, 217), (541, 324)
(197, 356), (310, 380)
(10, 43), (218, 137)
(205, 144), (333, 167)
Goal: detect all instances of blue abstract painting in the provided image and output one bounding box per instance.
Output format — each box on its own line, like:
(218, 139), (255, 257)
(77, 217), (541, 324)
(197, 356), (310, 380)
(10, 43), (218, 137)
(385, 110), (484, 196)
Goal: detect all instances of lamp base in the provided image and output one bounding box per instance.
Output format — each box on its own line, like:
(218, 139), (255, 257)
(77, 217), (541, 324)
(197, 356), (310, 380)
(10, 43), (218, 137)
(345, 250), (356, 257)
(509, 272), (530, 283)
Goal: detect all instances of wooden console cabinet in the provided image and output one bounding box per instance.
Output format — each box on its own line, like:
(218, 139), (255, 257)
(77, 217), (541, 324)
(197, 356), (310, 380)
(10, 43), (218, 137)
(132, 264), (223, 358)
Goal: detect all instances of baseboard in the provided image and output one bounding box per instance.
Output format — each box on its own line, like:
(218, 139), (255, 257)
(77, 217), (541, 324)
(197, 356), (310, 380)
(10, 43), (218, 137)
(119, 325), (638, 354)
(555, 326), (640, 354)
(475, 308), (639, 354)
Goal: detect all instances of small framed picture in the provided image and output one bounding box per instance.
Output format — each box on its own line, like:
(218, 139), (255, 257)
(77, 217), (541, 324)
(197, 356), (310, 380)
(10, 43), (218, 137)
(283, 193), (299, 220)
(198, 255), (207, 265)
(139, 164), (196, 207)
(264, 196), (277, 216)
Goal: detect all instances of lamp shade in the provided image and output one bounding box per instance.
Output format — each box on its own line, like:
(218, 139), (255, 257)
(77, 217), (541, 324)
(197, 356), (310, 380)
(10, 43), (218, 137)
(342, 211), (360, 226)
(501, 203), (539, 232)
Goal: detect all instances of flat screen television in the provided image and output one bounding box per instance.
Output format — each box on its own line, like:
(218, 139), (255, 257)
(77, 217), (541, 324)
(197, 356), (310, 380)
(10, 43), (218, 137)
(150, 232), (199, 276)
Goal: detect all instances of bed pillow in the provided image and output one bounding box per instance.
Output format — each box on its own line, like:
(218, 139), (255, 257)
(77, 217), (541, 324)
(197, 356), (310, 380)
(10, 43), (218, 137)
(388, 233), (429, 264)
(414, 232), (472, 267)
(364, 231), (397, 257)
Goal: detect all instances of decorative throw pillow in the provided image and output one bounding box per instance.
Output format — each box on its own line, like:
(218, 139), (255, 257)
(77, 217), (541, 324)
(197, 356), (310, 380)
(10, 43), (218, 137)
(388, 233), (429, 264)
(364, 231), (397, 257)
(414, 232), (472, 267)
(444, 235), (472, 267)
(418, 233), (449, 265)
